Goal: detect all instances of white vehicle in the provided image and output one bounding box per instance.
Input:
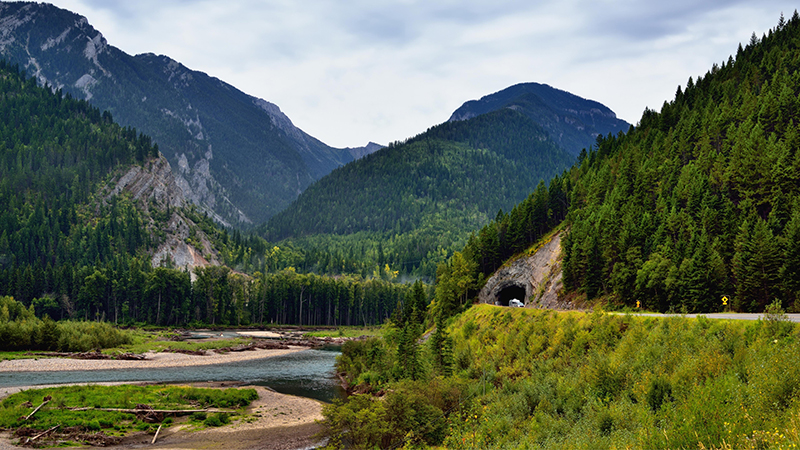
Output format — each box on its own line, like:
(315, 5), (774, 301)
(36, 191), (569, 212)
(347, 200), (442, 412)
(509, 299), (524, 308)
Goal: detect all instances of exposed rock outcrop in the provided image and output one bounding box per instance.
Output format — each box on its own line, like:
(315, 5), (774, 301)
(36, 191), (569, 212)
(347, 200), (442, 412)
(478, 231), (574, 310)
(0, 2), (356, 226)
(110, 156), (185, 209)
(344, 142), (384, 160)
(106, 156), (220, 275)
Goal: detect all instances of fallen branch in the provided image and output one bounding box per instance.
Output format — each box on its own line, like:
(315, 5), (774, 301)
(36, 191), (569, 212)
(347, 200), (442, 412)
(65, 407), (236, 414)
(24, 424), (59, 444)
(25, 399), (49, 420)
(151, 424), (162, 444)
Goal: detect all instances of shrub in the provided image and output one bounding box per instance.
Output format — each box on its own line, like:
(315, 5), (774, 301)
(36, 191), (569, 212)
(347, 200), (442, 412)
(203, 412), (229, 427)
(646, 378), (672, 412)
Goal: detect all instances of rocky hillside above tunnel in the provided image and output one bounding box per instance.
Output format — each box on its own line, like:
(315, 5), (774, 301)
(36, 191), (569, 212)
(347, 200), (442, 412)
(478, 231), (577, 310)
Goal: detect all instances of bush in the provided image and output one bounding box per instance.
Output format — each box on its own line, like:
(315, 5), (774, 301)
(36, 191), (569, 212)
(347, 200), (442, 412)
(646, 378), (672, 412)
(204, 413), (230, 427)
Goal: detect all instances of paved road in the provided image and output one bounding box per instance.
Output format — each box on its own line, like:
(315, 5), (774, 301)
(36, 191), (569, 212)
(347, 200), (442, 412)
(619, 312), (800, 322)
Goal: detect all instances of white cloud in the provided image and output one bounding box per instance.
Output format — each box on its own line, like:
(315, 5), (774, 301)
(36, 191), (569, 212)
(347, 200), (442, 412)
(41, 0), (800, 147)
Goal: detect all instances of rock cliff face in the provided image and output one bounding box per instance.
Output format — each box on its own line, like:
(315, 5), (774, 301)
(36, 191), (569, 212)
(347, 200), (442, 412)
(106, 157), (220, 275)
(478, 232), (574, 310)
(0, 1), (360, 226)
(110, 157), (185, 209)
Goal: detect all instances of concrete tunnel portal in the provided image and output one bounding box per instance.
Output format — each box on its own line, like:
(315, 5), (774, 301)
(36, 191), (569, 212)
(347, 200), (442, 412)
(496, 284), (527, 307)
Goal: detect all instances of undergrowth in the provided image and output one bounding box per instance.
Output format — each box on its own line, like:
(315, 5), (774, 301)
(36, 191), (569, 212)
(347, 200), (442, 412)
(323, 304), (800, 449)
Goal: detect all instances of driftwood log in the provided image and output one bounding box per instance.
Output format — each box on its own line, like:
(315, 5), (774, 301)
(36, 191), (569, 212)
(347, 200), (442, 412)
(66, 407), (236, 414)
(152, 424), (162, 444)
(24, 399), (49, 420)
(23, 425), (59, 444)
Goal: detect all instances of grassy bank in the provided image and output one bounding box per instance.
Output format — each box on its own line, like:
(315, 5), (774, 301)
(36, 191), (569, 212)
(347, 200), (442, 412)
(302, 326), (382, 339)
(0, 384), (257, 446)
(323, 304), (800, 449)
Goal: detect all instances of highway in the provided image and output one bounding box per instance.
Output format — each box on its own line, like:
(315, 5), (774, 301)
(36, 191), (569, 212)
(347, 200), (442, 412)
(619, 312), (800, 322)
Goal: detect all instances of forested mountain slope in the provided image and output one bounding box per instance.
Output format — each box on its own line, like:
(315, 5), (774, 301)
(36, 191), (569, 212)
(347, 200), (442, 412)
(558, 14), (800, 312)
(430, 12), (800, 317)
(449, 82), (630, 156)
(0, 58), (181, 320)
(0, 60), (403, 327)
(260, 109), (576, 278)
(0, 1), (363, 226)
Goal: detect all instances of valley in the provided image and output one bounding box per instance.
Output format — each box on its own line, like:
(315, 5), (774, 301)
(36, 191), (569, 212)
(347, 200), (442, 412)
(1, 2), (800, 449)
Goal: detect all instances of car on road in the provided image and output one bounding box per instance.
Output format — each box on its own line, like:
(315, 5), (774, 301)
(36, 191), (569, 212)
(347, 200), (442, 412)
(509, 299), (524, 308)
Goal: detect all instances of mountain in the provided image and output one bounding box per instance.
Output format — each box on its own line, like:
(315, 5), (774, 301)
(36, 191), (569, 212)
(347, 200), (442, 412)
(0, 59), (221, 320)
(441, 12), (800, 315)
(260, 107), (576, 278)
(344, 141), (385, 160)
(0, 1), (369, 227)
(449, 82), (630, 155)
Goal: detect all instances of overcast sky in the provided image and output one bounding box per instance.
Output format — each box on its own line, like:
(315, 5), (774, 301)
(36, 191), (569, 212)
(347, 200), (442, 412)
(42, 0), (799, 148)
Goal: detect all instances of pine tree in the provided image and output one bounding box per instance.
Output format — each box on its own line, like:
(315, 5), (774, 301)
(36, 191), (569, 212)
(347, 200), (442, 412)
(584, 233), (604, 299)
(781, 210), (800, 306)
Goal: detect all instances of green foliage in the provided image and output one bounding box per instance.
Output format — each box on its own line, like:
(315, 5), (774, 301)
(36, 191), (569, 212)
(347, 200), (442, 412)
(646, 377), (673, 412)
(325, 304), (800, 449)
(561, 14), (800, 312)
(0, 384), (255, 443)
(321, 378), (466, 449)
(260, 109), (575, 280)
(0, 296), (132, 351)
(203, 412), (230, 427)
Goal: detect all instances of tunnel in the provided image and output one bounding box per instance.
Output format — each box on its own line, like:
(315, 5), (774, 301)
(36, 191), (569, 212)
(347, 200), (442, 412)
(496, 284), (527, 307)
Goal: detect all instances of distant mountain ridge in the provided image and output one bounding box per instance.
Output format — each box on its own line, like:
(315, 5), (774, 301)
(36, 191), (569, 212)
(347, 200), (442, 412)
(450, 82), (630, 155)
(0, 1), (378, 226)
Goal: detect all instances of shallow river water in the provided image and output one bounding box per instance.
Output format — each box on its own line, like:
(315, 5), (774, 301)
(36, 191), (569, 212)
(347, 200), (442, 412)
(0, 347), (344, 403)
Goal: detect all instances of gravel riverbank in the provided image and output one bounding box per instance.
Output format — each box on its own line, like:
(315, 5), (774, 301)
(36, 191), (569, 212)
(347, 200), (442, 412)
(0, 348), (327, 449)
(0, 347), (305, 373)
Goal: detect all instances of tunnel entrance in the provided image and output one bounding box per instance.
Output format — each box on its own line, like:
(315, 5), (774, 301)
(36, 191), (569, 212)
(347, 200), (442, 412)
(496, 284), (526, 307)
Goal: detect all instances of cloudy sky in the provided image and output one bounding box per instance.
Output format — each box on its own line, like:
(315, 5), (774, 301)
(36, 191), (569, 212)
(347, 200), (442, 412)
(43, 0), (799, 148)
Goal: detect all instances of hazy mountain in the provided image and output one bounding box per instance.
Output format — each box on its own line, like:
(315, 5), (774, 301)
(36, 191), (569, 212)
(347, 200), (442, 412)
(0, 1), (373, 227)
(449, 82), (630, 155)
(344, 142), (385, 160)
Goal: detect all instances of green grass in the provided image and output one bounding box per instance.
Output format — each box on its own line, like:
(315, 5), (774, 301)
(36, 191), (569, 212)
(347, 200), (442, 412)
(0, 351), (46, 361)
(322, 304), (800, 449)
(302, 326), (383, 339)
(105, 330), (254, 354)
(0, 385), (258, 444)
(0, 329), (256, 361)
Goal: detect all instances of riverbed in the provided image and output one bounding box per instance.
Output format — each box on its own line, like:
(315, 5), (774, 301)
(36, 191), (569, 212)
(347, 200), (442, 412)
(0, 347), (343, 403)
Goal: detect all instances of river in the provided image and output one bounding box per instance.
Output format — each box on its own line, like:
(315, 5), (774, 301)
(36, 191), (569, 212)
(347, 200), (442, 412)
(0, 347), (344, 403)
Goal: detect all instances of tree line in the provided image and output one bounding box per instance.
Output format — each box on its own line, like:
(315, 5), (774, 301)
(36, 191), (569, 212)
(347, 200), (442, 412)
(560, 12), (800, 312)
(0, 59), (407, 327)
(260, 108), (574, 280)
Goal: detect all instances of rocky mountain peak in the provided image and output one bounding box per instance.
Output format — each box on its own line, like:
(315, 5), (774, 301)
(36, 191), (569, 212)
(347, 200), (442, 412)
(449, 82), (630, 155)
(0, 1), (359, 227)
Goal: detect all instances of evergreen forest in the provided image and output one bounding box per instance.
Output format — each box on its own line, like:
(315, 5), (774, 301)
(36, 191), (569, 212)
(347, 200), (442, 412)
(0, 61), (405, 328)
(320, 16), (800, 450)
(427, 12), (800, 317)
(261, 108), (575, 280)
(559, 14), (800, 313)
